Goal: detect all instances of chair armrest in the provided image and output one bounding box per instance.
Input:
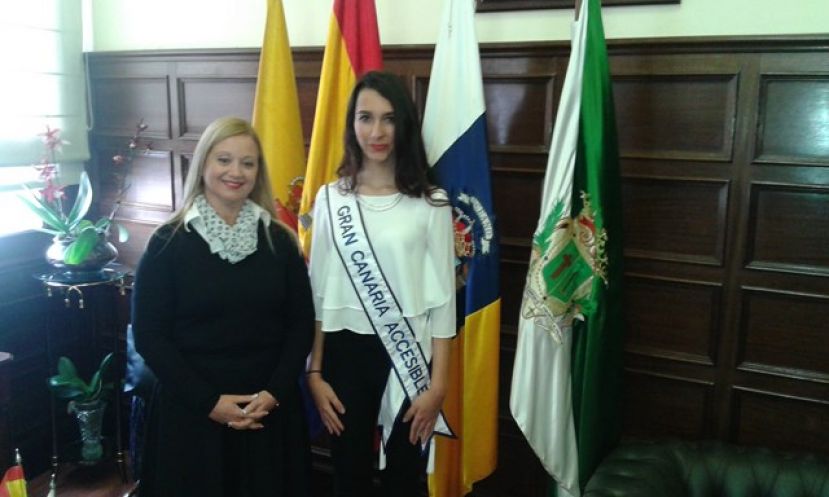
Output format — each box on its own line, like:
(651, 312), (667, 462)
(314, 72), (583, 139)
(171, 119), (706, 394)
(584, 441), (688, 497)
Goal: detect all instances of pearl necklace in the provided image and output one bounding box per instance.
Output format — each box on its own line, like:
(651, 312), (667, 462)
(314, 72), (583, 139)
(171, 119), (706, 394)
(356, 192), (403, 212)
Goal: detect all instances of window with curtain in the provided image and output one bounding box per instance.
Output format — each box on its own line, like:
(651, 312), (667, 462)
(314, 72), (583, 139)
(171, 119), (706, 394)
(0, 0), (89, 235)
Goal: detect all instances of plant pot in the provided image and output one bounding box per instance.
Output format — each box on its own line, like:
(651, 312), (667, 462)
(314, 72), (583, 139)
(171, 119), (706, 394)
(45, 235), (118, 281)
(69, 399), (107, 464)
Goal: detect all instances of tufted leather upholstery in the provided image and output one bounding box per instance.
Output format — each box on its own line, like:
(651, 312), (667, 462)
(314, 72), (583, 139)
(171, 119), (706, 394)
(584, 439), (829, 497)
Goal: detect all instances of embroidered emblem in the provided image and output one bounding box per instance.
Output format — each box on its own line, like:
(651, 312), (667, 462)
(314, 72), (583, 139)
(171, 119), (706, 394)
(285, 176), (304, 216)
(521, 191), (608, 343)
(452, 192), (494, 289)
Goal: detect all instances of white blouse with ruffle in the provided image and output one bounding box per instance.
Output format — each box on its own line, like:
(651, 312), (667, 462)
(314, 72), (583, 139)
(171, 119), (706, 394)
(308, 182), (457, 348)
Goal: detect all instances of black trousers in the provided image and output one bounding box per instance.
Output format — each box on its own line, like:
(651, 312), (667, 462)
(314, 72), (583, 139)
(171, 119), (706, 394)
(323, 331), (427, 497)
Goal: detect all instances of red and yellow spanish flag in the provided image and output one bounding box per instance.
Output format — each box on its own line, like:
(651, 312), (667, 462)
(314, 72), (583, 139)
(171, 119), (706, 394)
(0, 463), (27, 497)
(252, 0), (306, 231)
(297, 0), (383, 252)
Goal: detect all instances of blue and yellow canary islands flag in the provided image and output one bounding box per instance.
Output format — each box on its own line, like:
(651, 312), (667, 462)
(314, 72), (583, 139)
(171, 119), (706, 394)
(422, 0), (500, 495)
(510, 0), (624, 495)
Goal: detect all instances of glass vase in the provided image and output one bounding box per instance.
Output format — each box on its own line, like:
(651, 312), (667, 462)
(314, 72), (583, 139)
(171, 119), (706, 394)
(45, 235), (118, 282)
(69, 399), (107, 464)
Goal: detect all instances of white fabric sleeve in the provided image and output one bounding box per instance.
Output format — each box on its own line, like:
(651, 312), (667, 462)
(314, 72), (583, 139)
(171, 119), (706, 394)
(307, 185), (331, 320)
(427, 198), (457, 339)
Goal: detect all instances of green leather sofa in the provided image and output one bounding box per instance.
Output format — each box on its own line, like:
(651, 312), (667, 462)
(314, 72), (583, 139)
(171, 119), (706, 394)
(584, 439), (829, 497)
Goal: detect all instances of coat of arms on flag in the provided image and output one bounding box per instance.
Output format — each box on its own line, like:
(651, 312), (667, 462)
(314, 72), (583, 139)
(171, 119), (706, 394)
(452, 192), (494, 289)
(522, 191), (608, 343)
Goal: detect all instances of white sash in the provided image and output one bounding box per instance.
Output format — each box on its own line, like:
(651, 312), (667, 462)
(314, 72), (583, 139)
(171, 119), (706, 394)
(325, 185), (453, 453)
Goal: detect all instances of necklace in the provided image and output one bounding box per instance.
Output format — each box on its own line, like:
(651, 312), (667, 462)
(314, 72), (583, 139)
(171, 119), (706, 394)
(356, 192), (403, 212)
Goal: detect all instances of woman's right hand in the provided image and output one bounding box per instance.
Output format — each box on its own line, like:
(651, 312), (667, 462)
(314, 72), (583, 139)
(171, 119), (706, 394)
(209, 394), (263, 430)
(307, 374), (345, 436)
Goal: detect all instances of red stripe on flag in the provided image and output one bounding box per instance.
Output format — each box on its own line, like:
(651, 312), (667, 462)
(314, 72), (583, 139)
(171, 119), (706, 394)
(0, 464), (25, 497)
(1, 466), (23, 482)
(333, 0), (383, 76)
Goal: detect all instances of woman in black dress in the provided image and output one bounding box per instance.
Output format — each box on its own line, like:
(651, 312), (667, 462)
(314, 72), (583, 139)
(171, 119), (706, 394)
(132, 116), (314, 496)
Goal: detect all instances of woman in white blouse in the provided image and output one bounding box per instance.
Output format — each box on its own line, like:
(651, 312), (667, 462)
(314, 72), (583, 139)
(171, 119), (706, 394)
(307, 71), (456, 497)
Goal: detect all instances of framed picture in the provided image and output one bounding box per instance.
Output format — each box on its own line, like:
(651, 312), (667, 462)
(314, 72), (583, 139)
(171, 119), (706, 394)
(476, 0), (679, 12)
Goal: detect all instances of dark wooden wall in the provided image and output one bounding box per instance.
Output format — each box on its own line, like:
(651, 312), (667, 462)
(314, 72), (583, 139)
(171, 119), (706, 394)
(77, 36), (829, 495)
(0, 231), (52, 472)
(0, 227), (130, 476)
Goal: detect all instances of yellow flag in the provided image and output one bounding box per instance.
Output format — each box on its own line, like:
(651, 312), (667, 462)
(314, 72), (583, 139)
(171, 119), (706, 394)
(252, 0), (305, 230)
(296, 0), (382, 253)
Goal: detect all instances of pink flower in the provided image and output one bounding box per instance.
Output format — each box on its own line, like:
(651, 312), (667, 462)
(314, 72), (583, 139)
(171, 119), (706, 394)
(35, 163), (58, 181)
(38, 125), (69, 153)
(40, 179), (65, 203)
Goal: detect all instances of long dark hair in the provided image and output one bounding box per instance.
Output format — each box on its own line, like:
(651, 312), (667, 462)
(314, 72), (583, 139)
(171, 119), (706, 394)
(337, 71), (445, 204)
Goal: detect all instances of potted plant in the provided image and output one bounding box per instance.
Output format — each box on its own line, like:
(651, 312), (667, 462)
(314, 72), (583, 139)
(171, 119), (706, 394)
(47, 352), (115, 464)
(19, 124), (147, 279)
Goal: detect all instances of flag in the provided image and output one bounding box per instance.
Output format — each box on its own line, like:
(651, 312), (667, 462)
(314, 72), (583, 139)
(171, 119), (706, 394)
(509, 0), (624, 495)
(297, 0), (383, 252)
(0, 452), (27, 497)
(252, 0), (306, 231)
(422, 0), (500, 495)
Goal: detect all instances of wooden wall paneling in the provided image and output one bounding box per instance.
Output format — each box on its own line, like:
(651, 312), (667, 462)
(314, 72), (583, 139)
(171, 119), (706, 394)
(730, 388), (829, 453)
(622, 370), (716, 440)
(621, 176), (730, 265)
(609, 53), (744, 159)
(624, 273), (722, 365)
(90, 75), (172, 140)
(0, 231), (55, 475)
(296, 76), (321, 145)
(720, 46), (829, 451)
(174, 54), (259, 140)
(499, 252), (530, 330)
(483, 75), (555, 154)
(613, 74), (738, 162)
(736, 287), (829, 382)
(755, 75), (829, 165)
(745, 182), (829, 275)
(492, 169), (545, 243)
(105, 149), (176, 224)
(176, 77), (258, 139)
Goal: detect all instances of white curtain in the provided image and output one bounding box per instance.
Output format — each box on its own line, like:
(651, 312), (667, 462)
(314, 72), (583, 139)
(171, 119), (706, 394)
(0, 0), (90, 168)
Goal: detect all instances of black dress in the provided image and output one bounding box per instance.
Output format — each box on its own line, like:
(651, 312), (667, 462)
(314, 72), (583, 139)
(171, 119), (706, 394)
(132, 222), (314, 497)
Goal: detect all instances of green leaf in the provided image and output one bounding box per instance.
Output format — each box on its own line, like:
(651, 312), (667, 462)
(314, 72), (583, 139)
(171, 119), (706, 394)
(64, 227), (99, 264)
(48, 353), (114, 402)
(48, 380), (87, 401)
(57, 356), (79, 379)
(88, 370), (102, 399)
(98, 352), (114, 376)
(94, 217), (110, 230)
(66, 171), (93, 228)
(48, 356), (89, 400)
(18, 188), (70, 232)
(88, 353), (114, 401)
(115, 222), (129, 242)
(76, 219), (95, 231)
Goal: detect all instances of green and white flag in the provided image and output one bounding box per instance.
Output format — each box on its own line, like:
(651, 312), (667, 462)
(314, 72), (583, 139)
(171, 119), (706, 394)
(509, 0), (624, 495)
